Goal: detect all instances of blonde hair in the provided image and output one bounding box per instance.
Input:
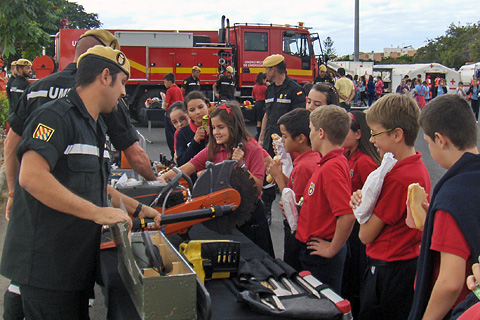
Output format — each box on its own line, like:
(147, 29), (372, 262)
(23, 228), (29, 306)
(310, 105), (350, 145)
(366, 94), (420, 146)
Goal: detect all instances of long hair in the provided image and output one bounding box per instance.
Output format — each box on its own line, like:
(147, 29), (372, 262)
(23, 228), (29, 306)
(348, 111), (381, 165)
(255, 72), (265, 85)
(207, 101), (252, 161)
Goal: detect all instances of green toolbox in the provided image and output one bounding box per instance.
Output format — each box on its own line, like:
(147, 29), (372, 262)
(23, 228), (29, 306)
(111, 222), (197, 319)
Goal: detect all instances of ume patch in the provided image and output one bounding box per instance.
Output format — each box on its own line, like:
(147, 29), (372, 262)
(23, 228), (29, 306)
(33, 123), (55, 142)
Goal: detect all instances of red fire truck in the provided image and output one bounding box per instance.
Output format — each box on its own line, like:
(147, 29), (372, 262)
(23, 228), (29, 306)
(33, 16), (323, 118)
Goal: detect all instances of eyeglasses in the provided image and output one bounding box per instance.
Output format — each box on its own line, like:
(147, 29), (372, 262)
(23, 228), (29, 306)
(370, 128), (393, 137)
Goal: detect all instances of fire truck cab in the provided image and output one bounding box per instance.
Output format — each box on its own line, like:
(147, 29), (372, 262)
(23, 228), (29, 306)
(226, 21), (318, 98)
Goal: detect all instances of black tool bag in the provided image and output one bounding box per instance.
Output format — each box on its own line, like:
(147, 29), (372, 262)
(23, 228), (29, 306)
(232, 258), (343, 320)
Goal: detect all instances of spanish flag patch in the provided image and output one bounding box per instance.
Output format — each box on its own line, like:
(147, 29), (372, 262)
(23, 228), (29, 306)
(297, 91), (303, 96)
(33, 123), (55, 142)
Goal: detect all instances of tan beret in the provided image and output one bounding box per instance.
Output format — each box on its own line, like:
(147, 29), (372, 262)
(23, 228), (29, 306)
(80, 29), (120, 50)
(77, 45), (130, 78)
(226, 66), (234, 73)
(11, 61), (17, 66)
(320, 64), (327, 72)
(192, 66), (202, 72)
(263, 54), (285, 67)
(16, 59), (32, 66)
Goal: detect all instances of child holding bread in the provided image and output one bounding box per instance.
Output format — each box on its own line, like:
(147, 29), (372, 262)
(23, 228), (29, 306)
(350, 94), (431, 320)
(409, 94), (480, 319)
(267, 108), (320, 270)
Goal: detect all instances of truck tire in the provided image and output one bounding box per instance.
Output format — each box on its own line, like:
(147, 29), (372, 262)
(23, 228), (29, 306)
(133, 88), (164, 125)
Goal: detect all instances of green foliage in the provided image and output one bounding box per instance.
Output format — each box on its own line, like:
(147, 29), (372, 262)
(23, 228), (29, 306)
(415, 22), (480, 69)
(0, 0), (101, 62)
(381, 55), (415, 64)
(0, 95), (9, 130)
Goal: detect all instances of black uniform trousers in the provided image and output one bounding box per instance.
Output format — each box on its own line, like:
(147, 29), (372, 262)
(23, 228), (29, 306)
(19, 285), (90, 320)
(358, 257), (417, 320)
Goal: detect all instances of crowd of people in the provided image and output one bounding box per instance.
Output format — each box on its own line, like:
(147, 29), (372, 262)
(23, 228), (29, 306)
(2, 28), (480, 320)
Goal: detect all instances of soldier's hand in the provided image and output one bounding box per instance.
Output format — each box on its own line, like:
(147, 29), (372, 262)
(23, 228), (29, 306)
(5, 196), (13, 221)
(138, 206), (161, 228)
(94, 207), (132, 230)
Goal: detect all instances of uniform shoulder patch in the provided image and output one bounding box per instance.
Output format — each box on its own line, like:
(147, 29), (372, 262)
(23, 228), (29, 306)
(297, 91), (303, 96)
(33, 123), (55, 142)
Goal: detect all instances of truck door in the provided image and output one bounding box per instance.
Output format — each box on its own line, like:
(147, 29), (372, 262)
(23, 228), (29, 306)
(239, 30), (270, 90)
(120, 46), (147, 81)
(148, 48), (175, 82)
(282, 31), (313, 84)
(173, 49), (196, 85)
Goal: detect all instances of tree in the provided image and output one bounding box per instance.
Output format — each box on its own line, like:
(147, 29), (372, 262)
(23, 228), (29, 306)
(415, 22), (480, 69)
(0, 0), (101, 63)
(323, 36), (337, 62)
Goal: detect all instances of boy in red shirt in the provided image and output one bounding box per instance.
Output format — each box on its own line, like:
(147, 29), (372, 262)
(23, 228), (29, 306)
(268, 108), (321, 270)
(296, 105), (355, 294)
(409, 94), (480, 319)
(162, 72), (184, 158)
(351, 94), (431, 320)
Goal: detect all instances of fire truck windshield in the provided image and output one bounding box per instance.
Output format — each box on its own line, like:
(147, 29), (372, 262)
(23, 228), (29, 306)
(283, 32), (310, 58)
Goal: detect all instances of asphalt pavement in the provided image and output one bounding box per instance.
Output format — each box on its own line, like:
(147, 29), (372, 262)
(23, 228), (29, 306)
(0, 118), (460, 318)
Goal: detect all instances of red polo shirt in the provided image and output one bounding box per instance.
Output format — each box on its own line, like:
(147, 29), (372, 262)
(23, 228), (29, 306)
(189, 141), (265, 181)
(348, 149), (378, 192)
(287, 149), (321, 202)
(431, 210), (472, 308)
(296, 149), (353, 243)
(366, 152), (430, 261)
(165, 84), (184, 110)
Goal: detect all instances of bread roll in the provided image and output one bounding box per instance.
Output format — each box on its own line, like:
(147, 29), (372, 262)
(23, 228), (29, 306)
(266, 156), (281, 183)
(406, 183), (428, 231)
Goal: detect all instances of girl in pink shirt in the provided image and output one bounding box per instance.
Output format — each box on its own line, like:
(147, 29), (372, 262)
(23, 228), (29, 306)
(160, 101), (274, 256)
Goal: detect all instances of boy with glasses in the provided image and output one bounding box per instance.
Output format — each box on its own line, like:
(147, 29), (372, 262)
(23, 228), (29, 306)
(350, 94), (431, 320)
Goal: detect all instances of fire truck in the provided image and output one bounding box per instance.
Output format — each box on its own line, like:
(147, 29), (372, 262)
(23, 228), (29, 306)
(33, 16), (323, 118)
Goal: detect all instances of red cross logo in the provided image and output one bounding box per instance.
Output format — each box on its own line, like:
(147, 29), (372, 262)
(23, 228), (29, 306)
(450, 78), (456, 85)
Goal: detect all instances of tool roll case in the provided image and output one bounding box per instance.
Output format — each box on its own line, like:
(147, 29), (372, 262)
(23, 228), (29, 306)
(111, 221), (200, 320)
(233, 257), (352, 320)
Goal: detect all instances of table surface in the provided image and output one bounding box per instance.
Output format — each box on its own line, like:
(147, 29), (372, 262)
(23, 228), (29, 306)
(138, 108), (165, 123)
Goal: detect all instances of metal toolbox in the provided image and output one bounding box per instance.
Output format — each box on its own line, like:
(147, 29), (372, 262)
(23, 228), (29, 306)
(111, 222), (197, 319)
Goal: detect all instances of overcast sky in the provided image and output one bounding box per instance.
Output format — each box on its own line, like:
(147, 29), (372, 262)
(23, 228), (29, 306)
(75, 0), (479, 57)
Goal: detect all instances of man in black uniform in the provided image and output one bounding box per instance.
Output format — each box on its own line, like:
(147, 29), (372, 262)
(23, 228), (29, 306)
(182, 66), (201, 96)
(258, 54), (306, 156)
(213, 66), (236, 100)
(314, 64), (334, 84)
(258, 54), (305, 225)
(4, 29), (157, 221)
(6, 61), (17, 110)
(9, 59), (32, 114)
(0, 45), (161, 320)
